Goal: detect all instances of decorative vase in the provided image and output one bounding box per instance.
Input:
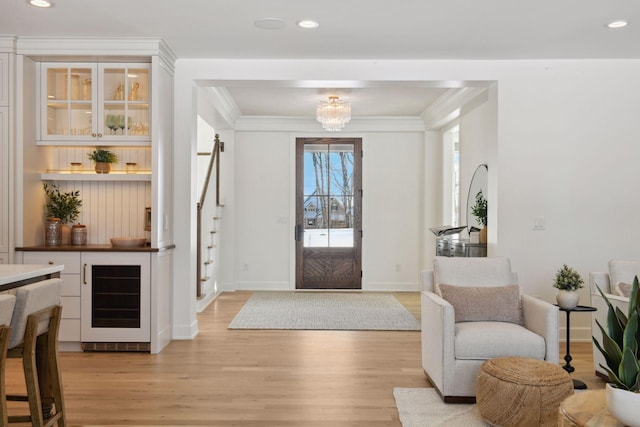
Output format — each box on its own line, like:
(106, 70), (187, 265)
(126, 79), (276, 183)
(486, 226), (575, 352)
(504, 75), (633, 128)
(556, 290), (579, 310)
(95, 162), (111, 174)
(479, 226), (487, 244)
(44, 218), (62, 246)
(606, 383), (640, 427)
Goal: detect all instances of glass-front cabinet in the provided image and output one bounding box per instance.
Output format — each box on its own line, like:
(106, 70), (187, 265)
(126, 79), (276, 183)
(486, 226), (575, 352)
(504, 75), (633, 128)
(40, 63), (150, 145)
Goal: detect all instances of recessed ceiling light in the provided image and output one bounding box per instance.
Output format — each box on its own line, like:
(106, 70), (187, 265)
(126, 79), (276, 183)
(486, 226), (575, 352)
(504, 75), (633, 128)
(28, 0), (54, 7)
(607, 20), (628, 29)
(297, 20), (319, 29)
(254, 18), (286, 30)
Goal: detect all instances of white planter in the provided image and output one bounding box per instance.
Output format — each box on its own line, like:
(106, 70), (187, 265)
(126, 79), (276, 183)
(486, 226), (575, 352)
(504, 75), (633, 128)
(606, 383), (640, 427)
(556, 290), (579, 309)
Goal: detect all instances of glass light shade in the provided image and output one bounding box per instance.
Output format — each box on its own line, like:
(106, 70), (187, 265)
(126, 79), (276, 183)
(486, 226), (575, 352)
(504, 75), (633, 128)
(316, 96), (351, 131)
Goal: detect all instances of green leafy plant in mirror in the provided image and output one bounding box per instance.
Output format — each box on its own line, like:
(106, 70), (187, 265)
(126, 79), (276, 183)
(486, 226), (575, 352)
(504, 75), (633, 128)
(593, 276), (640, 392)
(43, 183), (82, 224)
(88, 147), (117, 163)
(552, 264), (584, 291)
(471, 190), (487, 227)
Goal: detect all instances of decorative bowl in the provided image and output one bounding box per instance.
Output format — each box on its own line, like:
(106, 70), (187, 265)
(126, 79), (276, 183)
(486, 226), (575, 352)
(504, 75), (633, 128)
(110, 237), (147, 248)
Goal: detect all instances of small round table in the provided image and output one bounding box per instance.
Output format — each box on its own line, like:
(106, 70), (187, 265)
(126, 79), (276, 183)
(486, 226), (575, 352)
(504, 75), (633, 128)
(558, 390), (622, 427)
(557, 304), (597, 389)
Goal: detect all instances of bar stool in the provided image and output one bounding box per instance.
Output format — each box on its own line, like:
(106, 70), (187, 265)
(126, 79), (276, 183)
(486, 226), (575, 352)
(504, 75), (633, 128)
(0, 294), (17, 426)
(6, 278), (65, 427)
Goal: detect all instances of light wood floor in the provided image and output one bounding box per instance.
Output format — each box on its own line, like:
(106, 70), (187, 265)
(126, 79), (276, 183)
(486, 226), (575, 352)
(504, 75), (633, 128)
(5, 291), (604, 426)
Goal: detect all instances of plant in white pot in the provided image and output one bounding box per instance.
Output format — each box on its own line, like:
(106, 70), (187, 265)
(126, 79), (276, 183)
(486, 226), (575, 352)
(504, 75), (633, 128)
(553, 264), (584, 309)
(470, 190), (487, 243)
(593, 276), (640, 427)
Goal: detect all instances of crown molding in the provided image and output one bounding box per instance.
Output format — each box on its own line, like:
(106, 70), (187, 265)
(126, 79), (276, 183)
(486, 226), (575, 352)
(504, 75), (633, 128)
(199, 87), (242, 129)
(0, 35), (17, 53)
(421, 87), (488, 130)
(233, 116), (425, 132)
(16, 36), (174, 59)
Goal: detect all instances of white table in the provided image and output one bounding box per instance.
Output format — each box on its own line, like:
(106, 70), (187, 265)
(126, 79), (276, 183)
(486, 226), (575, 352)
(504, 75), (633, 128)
(0, 264), (64, 291)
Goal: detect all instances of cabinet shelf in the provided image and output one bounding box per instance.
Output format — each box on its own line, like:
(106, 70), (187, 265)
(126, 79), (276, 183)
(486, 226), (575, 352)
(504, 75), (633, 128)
(41, 172), (151, 182)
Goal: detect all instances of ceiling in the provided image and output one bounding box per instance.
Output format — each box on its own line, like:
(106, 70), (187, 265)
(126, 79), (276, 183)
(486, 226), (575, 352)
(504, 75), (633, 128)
(2, 0), (639, 122)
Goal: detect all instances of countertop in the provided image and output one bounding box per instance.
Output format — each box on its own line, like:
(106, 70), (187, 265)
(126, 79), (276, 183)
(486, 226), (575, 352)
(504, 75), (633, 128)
(15, 244), (176, 253)
(0, 264), (64, 286)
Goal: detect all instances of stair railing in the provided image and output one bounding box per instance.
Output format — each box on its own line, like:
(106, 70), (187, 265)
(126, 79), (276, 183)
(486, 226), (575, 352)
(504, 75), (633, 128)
(196, 134), (223, 298)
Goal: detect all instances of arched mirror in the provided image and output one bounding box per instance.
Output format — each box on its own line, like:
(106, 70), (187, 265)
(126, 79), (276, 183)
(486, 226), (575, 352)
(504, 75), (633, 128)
(466, 164), (488, 232)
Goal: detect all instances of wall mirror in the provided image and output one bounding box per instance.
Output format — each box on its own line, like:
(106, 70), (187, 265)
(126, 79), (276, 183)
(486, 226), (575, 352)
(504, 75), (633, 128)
(466, 164), (488, 231)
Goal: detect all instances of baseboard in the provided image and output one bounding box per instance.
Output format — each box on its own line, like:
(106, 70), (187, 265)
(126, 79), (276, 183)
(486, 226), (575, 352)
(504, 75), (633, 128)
(559, 326), (592, 342)
(235, 281), (292, 291)
(197, 288), (222, 312)
(173, 320), (198, 340)
(365, 282), (421, 291)
(151, 324), (172, 354)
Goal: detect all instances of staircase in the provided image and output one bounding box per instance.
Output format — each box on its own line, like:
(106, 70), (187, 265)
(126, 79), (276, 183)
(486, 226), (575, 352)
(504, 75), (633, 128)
(197, 134), (223, 310)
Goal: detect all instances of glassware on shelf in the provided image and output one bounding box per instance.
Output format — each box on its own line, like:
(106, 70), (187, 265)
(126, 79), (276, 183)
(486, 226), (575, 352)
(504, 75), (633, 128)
(117, 115), (125, 134)
(105, 114), (116, 134)
(126, 162), (138, 173)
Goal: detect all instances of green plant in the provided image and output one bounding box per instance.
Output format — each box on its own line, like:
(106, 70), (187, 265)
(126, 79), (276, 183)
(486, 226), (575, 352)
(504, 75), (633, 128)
(88, 147), (117, 163)
(552, 264), (584, 291)
(471, 190), (487, 226)
(43, 183), (82, 224)
(593, 276), (640, 392)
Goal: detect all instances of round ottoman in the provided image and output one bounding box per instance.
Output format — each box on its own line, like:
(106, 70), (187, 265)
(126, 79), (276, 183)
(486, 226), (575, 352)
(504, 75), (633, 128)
(476, 357), (573, 427)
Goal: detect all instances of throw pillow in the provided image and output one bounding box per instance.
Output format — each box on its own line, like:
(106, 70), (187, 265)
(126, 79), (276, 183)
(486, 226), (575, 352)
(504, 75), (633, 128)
(439, 284), (522, 324)
(615, 282), (632, 298)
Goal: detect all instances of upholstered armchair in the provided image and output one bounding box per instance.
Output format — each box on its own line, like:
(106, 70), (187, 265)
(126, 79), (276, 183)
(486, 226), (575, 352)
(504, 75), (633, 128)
(590, 260), (638, 379)
(421, 256), (559, 402)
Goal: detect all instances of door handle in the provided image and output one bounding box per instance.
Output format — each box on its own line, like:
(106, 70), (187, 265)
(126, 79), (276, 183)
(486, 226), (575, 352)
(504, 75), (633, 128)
(83, 263), (87, 285)
(295, 224), (303, 241)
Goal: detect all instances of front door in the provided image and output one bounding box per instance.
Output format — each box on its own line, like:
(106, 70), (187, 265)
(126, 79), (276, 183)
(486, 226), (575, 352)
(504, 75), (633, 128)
(295, 137), (362, 289)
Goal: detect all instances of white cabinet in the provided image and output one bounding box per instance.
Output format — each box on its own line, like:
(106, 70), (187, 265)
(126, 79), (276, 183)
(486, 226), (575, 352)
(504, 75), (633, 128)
(23, 251), (82, 343)
(23, 251), (151, 347)
(39, 63), (150, 146)
(81, 252), (151, 343)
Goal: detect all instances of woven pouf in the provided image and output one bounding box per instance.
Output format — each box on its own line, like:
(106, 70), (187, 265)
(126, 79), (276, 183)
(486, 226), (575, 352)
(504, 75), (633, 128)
(476, 357), (573, 427)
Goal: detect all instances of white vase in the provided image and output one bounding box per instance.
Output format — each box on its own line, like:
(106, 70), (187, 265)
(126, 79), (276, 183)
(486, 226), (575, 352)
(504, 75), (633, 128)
(606, 383), (640, 427)
(556, 290), (579, 309)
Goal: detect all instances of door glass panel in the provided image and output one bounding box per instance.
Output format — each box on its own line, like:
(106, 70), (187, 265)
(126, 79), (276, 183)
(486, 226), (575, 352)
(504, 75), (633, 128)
(303, 144), (354, 248)
(103, 68), (126, 101)
(70, 103), (92, 136)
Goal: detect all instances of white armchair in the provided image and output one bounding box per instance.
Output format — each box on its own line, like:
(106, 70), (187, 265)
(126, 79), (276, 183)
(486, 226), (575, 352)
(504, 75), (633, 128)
(421, 256), (559, 402)
(590, 260), (638, 379)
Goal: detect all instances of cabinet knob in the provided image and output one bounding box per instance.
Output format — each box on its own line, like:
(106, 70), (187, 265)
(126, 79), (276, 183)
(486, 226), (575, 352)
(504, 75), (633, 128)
(48, 260), (54, 265)
(97, 133), (103, 137)
(92, 133), (97, 137)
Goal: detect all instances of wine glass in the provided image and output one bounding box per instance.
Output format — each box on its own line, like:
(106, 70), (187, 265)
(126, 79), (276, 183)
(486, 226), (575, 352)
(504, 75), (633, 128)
(105, 114), (116, 135)
(117, 115), (125, 135)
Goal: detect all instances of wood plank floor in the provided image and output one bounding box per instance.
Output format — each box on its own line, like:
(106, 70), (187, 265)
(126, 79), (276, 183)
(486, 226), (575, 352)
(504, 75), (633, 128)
(4, 291), (604, 426)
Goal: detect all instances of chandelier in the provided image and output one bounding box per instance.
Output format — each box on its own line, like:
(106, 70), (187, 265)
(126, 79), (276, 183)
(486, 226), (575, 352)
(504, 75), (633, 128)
(316, 96), (351, 131)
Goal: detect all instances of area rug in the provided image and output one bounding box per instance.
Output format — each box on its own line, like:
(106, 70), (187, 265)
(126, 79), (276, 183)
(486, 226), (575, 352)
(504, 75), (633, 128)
(228, 292), (420, 330)
(393, 388), (489, 427)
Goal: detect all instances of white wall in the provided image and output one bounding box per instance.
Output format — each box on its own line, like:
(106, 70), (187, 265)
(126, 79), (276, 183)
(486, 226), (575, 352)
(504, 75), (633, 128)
(174, 58), (640, 341)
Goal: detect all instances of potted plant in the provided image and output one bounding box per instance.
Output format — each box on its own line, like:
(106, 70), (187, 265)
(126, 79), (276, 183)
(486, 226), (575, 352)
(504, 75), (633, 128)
(471, 190), (488, 243)
(43, 183), (82, 245)
(593, 276), (640, 426)
(552, 264), (584, 309)
(88, 147), (117, 174)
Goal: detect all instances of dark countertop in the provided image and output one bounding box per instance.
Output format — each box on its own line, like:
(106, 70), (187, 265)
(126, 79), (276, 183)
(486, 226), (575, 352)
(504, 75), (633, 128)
(16, 244), (175, 253)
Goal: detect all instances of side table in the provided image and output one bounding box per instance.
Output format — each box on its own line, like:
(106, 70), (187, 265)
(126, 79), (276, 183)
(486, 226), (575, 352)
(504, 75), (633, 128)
(557, 304), (597, 389)
(558, 390), (622, 427)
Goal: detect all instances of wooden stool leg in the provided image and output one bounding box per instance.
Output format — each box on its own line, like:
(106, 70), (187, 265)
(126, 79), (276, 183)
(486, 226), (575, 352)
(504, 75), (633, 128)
(0, 326), (10, 426)
(23, 315), (45, 427)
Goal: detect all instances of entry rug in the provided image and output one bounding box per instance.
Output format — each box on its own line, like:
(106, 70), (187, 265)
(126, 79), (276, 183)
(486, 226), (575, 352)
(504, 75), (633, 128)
(393, 388), (489, 427)
(228, 292), (420, 330)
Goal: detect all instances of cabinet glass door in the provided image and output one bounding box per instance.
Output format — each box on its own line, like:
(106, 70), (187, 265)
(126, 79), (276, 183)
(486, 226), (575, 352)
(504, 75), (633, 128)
(99, 64), (150, 142)
(42, 64), (96, 141)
